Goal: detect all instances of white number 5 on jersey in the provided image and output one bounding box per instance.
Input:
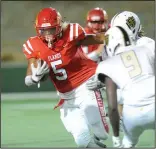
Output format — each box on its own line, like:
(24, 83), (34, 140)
(50, 60), (67, 80)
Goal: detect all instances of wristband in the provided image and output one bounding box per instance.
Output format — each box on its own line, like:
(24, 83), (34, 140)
(87, 51), (99, 61)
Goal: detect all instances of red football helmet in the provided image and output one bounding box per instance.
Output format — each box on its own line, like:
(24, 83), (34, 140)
(35, 7), (62, 47)
(86, 7), (109, 33)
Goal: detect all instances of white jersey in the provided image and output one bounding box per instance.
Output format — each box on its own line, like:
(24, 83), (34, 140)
(136, 36), (154, 47)
(96, 42), (155, 106)
(102, 36), (155, 60)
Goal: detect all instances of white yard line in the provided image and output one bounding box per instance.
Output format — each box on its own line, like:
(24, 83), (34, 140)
(1, 91), (59, 100)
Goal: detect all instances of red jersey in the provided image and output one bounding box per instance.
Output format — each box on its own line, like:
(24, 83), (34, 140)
(83, 27), (100, 54)
(23, 23), (97, 93)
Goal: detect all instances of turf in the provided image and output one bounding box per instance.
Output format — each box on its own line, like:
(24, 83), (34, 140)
(1, 99), (155, 148)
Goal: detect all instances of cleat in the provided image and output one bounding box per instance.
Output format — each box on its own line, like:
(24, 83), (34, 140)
(94, 135), (107, 148)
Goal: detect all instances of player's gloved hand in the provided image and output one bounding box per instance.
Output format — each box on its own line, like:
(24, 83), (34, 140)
(31, 59), (49, 83)
(112, 136), (122, 148)
(86, 74), (105, 90)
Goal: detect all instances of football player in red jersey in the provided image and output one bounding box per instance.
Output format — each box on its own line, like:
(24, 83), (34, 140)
(82, 7), (109, 63)
(22, 7), (113, 148)
(82, 7), (110, 120)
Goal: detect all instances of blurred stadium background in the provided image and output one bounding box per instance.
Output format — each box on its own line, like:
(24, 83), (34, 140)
(1, 1), (155, 148)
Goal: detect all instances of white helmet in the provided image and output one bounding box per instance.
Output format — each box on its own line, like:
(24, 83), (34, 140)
(104, 26), (133, 57)
(110, 11), (143, 42)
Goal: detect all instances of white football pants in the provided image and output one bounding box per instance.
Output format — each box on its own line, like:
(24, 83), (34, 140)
(59, 83), (109, 147)
(122, 103), (155, 147)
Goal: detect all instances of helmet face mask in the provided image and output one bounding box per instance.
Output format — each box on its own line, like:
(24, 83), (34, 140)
(38, 27), (59, 47)
(105, 26), (131, 57)
(88, 21), (108, 33)
(39, 27), (56, 37)
(86, 7), (108, 33)
(35, 7), (63, 47)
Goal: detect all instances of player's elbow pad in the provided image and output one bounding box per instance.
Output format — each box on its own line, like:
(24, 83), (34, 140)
(25, 75), (36, 86)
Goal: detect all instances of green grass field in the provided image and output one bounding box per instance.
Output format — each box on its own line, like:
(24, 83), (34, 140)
(1, 99), (155, 148)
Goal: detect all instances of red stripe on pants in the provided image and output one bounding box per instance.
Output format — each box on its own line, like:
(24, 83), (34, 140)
(94, 90), (109, 133)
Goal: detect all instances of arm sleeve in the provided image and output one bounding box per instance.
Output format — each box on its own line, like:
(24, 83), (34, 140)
(69, 23), (86, 42)
(63, 24), (86, 64)
(22, 38), (38, 59)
